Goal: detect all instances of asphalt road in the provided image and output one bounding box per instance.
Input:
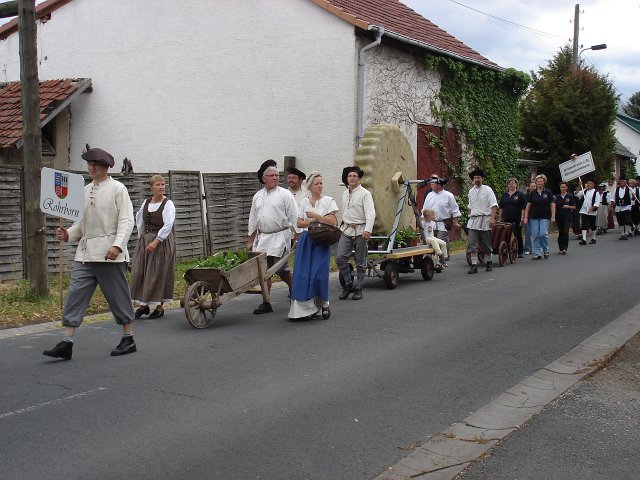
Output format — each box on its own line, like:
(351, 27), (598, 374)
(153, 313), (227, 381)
(1, 233), (639, 480)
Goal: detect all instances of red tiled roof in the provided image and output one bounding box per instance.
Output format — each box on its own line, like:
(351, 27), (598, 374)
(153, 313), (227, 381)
(312, 0), (500, 70)
(0, 78), (91, 147)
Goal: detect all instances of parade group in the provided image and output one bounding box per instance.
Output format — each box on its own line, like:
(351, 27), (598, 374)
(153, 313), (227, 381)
(42, 148), (640, 360)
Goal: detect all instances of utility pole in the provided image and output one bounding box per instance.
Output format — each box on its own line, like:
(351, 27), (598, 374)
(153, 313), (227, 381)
(572, 4), (580, 69)
(18, 0), (49, 296)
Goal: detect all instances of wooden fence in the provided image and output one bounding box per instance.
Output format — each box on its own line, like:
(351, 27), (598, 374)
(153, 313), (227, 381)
(0, 166), (275, 281)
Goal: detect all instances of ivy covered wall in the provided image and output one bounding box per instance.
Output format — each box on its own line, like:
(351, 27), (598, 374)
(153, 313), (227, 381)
(425, 56), (530, 193)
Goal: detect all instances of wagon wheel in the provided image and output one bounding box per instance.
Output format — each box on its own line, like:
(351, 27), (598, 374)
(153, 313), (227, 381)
(338, 263), (355, 288)
(498, 241), (509, 267)
(383, 262), (400, 289)
(466, 250), (486, 266)
(508, 237), (518, 264)
(184, 281), (217, 329)
(421, 256), (434, 281)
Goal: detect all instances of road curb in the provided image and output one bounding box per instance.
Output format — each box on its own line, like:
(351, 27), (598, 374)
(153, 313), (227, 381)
(372, 302), (640, 480)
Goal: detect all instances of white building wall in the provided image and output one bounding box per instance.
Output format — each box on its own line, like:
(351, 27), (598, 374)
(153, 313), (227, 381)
(0, 0), (358, 201)
(615, 120), (640, 176)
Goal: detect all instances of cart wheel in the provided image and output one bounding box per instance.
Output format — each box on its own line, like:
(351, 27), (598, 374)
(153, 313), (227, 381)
(421, 256), (435, 281)
(339, 263), (355, 288)
(184, 281), (217, 329)
(466, 250), (486, 266)
(383, 263), (400, 289)
(498, 241), (508, 266)
(509, 237), (518, 263)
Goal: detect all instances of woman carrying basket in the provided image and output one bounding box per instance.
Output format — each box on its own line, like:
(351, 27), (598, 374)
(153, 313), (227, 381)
(288, 172), (339, 321)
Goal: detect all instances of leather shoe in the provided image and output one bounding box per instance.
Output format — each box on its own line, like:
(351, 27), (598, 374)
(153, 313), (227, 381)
(134, 305), (150, 318)
(110, 336), (137, 356)
(351, 288), (363, 300)
(43, 340), (73, 360)
(485, 261), (493, 272)
(468, 265), (478, 274)
(149, 308), (164, 319)
(253, 302), (273, 314)
(339, 284), (354, 300)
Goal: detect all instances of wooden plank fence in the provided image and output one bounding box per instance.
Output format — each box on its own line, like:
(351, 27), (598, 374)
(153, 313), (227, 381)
(0, 167), (287, 281)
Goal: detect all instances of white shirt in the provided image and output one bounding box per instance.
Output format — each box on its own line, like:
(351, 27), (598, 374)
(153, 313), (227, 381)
(422, 189), (461, 231)
(340, 185), (376, 236)
(67, 176), (134, 263)
(248, 186), (298, 257)
(577, 189), (601, 215)
(298, 196), (338, 231)
(422, 220), (436, 238)
(611, 186), (633, 212)
(467, 184), (497, 230)
(290, 186), (309, 207)
(135, 198), (176, 241)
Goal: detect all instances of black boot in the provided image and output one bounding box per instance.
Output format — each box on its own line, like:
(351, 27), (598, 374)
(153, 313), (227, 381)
(351, 288), (363, 300)
(111, 336), (137, 356)
(339, 284), (354, 300)
(468, 265), (478, 274)
(253, 302), (273, 314)
(485, 261), (493, 272)
(43, 340), (73, 360)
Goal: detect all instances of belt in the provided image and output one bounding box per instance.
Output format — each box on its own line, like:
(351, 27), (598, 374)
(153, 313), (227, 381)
(258, 226), (290, 235)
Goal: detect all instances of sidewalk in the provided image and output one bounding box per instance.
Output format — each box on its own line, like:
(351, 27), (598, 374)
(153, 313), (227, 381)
(456, 331), (640, 479)
(374, 302), (640, 480)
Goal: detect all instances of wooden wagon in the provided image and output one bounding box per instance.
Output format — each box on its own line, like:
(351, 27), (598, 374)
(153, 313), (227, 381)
(465, 221), (518, 267)
(181, 250), (293, 328)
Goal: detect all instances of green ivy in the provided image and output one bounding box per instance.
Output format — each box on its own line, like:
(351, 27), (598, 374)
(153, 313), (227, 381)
(424, 56), (530, 194)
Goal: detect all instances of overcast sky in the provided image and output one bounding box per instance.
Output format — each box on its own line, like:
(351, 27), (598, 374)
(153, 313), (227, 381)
(403, 0), (639, 104)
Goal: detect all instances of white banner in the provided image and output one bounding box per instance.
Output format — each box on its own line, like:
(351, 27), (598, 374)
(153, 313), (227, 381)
(559, 151), (596, 182)
(40, 167), (85, 221)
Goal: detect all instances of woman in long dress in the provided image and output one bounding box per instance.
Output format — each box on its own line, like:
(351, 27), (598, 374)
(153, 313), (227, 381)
(288, 172), (338, 321)
(130, 175), (176, 319)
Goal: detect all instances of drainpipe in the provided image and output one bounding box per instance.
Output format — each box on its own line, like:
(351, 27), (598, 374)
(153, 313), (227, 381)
(356, 25), (384, 146)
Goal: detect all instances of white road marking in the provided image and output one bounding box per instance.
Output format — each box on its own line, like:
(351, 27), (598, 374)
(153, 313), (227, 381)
(0, 387), (107, 420)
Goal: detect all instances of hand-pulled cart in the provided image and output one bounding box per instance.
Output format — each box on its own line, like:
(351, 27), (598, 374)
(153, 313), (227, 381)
(339, 178), (436, 290)
(181, 250), (294, 329)
(465, 221), (518, 267)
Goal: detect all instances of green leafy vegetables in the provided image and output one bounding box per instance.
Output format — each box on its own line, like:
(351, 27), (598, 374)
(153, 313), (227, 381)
(195, 250), (250, 271)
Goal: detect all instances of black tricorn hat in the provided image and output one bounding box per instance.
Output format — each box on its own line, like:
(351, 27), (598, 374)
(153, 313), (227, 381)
(342, 166), (364, 186)
(468, 168), (486, 179)
(257, 159), (278, 184)
(81, 147), (115, 168)
(286, 166), (306, 180)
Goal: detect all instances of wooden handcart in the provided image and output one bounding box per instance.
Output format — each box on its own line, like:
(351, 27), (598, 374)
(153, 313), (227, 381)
(181, 250), (294, 329)
(465, 221), (518, 267)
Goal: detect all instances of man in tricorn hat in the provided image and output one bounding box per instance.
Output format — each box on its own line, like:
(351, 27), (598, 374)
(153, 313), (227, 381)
(466, 168), (498, 274)
(421, 175), (461, 264)
(286, 166), (308, 207)
(336, 166), (375, 300)
(248, 162), (298, 314)
(43, 147), (136, 360)
(609, 175), (637, 239)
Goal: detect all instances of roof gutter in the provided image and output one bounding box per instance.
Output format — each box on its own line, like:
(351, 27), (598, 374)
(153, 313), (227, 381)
(382, 30), (504, 72)
(356, 25), (384, 145)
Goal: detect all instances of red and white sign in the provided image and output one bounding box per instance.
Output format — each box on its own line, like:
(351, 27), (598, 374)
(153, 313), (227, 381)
(40, 167), (85, 221)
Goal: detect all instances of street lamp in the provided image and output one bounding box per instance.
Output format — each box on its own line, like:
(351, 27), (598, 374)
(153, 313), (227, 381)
(573, 43), (607, 72)
(579, 43), (607, 56)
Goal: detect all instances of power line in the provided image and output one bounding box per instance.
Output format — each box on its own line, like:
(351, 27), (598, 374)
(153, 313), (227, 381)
(447, 0), (564, 39)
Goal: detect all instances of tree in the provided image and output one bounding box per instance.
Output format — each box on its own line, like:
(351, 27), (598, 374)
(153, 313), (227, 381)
(519, 46), (618, 185)
(622, 91), (640, 120)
